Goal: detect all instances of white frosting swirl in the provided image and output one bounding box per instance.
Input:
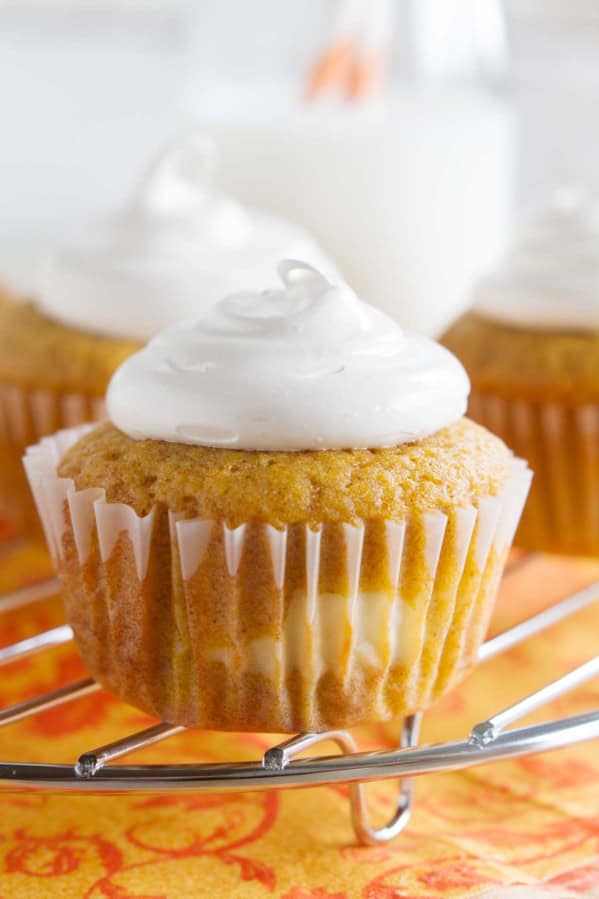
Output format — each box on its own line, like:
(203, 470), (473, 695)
(475, 190), (599, 331)
(38, 134), (335, 342)
(106, 261), (470, 451)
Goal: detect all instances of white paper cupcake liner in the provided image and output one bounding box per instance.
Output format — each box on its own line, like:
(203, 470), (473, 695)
(0, 383), (106, 536)
(0, 384), (105, 446)
(469, 392), (598, 555)
(25, 426), (532, 732)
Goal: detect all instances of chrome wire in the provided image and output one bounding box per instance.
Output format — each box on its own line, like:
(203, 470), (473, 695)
(263, 714), (421, 845)
(0, 625), (73, 667)
(0, 710), (598, 793)
(479, 580), (599, 661)
(0, 578), (59, 614)
(470, 654), (599, 746)
(0, 678), (99, 727)
(76, 722), (185, 778)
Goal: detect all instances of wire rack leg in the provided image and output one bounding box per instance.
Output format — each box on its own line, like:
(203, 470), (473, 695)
(0, 679), (99, 726)
(0, 578), (59, 613)
(76, 722), (185, 777)
(470, 653), (599, 746)
(0, 625), (73, 667)
(351, 713), (421, 845)
(263, 713), (421, 845)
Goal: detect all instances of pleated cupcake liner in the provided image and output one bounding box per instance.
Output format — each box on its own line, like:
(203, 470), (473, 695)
(25, 425), (532, 733)
(0, 383), (105, 537)
(469, 392), (598, 556)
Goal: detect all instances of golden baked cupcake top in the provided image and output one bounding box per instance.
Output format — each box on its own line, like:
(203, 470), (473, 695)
(442, 312), (599, 402)
(443, 191), (599, 402)
(58, 418), (512, 527)
(0, 296), (138, 396)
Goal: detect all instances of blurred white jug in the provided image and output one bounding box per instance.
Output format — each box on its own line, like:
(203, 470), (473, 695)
(186, 0), (512, 335)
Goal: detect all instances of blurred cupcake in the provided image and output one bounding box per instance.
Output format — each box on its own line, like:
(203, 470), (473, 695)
(26, 262), (530, 732)
(0, 133), (335, 538)
(442, 191), (599, 556)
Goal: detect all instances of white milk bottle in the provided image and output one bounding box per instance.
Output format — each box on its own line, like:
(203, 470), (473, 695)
(186, 0), (512, 335)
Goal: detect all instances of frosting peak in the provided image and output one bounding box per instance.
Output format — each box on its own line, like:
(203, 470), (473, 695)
(107, 261), (470, 451)
(38, 134), (335, 342)
(475, 190), (599, 331)
(130, 134), (251, 246)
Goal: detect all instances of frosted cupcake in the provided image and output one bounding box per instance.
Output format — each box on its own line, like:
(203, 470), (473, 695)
(26, 262), (530, 732)
(442, 192), (599, 555)
(0, 134), (335, 537)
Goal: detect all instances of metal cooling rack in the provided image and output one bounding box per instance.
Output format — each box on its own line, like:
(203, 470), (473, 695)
(1, 563), (598, 846)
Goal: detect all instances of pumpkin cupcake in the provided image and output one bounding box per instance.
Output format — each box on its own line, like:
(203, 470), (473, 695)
(0, 134), (335, 538)
(25, 262), (530, 732)
(442, 191), (599, 555)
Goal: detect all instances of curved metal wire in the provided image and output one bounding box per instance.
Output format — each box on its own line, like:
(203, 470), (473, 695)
(0, 710), (597, 793)
(263, 714), (421, 845)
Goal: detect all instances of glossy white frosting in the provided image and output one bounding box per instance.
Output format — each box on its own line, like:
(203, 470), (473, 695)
(106, 261), (470, 451)
(475, 190), (599, 331)
(38, 134), (335, 342)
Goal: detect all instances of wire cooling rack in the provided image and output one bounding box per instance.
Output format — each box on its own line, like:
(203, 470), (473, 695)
(1, 565), (598, 847)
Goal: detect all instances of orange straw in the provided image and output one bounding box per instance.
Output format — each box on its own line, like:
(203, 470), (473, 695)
(305, 38), (356, 101)
(305, 0), (395, 103)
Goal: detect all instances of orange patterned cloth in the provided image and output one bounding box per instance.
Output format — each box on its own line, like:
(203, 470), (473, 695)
(0, 539), (599, 899)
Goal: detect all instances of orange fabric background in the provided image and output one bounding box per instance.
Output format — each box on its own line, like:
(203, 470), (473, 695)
(0, 536), (599, 899)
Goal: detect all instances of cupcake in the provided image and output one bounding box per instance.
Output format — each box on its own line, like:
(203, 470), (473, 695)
(0, 133), (335, 538)
(25, 262), (531, 732)
(442, 191), (599, 556)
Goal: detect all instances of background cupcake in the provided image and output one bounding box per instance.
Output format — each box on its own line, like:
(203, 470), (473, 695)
(442, 191), (599, 556)
(0, 133), (335, 538)
(26, 261), (531, 733)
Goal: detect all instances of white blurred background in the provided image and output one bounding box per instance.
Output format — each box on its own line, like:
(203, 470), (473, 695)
(0, 0), (592, 333)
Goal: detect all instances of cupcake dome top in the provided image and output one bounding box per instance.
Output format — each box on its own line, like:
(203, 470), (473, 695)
(475, 190), (599, 332)
(38, 134), (335, 342)
(106, 260), (470, 451)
